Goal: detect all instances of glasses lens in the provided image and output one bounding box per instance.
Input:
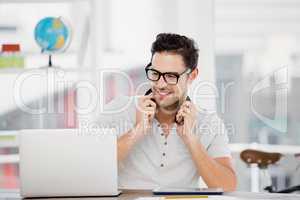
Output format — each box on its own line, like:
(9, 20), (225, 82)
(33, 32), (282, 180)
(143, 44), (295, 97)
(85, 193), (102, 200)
(147, 69), (160, 81)
(164, 73), (178, 84)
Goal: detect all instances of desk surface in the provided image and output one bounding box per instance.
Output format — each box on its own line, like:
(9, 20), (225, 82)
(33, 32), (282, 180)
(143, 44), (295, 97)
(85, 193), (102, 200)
(1, 189), (300, 200)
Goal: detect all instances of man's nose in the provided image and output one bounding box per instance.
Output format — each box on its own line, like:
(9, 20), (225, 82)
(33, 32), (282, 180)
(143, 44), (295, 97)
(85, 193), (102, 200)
(155, 75), (168, 88)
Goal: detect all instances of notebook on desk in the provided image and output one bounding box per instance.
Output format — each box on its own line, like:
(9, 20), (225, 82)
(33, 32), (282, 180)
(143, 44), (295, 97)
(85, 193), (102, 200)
(152, 187), (223, 196)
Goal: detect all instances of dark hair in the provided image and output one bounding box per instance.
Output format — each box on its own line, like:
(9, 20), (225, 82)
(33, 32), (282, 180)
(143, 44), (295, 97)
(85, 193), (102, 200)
(151, 33), (199, 70)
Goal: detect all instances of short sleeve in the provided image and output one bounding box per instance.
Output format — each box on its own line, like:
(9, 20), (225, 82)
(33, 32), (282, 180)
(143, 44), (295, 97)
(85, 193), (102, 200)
(205, 114), (231, 158)
(95, 95), (136, 138)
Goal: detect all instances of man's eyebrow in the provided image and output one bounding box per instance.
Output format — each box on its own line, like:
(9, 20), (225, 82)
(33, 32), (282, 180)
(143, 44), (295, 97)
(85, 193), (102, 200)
(149, 66), (181, 74)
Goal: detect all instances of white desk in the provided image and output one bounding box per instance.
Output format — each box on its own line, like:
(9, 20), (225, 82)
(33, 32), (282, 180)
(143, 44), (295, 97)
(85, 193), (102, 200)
(0, 189), (300, 200)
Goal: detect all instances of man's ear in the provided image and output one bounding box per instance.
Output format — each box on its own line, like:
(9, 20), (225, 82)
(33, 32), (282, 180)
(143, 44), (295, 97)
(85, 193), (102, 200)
(188, 68), (198, 83)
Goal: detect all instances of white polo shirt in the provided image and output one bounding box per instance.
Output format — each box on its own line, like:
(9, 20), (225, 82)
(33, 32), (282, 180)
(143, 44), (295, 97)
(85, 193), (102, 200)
(96, 95), (231, 189)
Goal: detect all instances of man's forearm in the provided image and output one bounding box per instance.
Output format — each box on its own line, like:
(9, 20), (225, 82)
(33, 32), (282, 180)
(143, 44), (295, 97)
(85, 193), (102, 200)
(184, 135), (237, 191)
(117, 124), (144, 162)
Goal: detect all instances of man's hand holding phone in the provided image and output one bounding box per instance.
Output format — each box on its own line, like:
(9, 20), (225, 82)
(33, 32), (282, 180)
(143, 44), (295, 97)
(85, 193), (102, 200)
(134, 94), (157, 140)
(176, 100), (198, 144)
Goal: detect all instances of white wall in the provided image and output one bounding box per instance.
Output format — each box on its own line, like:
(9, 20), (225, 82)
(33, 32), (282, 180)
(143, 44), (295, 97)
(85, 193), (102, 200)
(88, 0), (216, 111)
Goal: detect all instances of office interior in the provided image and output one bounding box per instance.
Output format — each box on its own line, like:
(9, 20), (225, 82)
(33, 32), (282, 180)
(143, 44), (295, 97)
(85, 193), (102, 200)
(0, 0), (300, 193)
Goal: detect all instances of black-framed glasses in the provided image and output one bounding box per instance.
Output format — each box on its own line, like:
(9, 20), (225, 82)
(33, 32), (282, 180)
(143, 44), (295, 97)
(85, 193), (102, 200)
(145, 63), (191, 85)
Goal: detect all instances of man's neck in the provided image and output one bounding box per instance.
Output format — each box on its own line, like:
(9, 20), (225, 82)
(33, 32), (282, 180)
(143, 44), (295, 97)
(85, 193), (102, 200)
(155, 109), (176, 126)
(155, 95), (187, 126)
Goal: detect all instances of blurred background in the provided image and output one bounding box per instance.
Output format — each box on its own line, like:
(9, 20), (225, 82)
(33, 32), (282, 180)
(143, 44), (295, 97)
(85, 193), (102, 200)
(0, 0), (299, 192)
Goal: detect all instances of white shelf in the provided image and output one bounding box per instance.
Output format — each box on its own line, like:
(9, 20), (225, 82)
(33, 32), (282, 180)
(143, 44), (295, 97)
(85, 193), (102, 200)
(0, 67), (89, 74)
(0, 154), (19, 164)
(0, 0), (90, 3)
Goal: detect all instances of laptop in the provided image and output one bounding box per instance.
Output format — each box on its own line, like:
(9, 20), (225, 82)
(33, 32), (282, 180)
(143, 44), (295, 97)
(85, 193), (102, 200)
(19, 129), (120, 198)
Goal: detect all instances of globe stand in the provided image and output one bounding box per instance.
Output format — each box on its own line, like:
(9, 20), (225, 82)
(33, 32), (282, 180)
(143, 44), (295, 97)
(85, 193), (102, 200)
(48, 54), (52, 67)
(39, 54), (60, 69)
(44, 54), (60, 68)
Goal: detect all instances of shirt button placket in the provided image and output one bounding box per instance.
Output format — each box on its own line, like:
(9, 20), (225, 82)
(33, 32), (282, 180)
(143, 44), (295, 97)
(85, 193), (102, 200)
(160, 133), (168, 169)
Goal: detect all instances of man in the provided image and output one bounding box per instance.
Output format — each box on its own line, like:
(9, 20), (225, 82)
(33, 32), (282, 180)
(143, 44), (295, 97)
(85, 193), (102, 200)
(99, 33), (237, 191)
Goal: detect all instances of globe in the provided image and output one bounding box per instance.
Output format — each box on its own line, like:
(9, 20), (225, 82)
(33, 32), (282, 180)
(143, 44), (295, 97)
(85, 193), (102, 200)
(34, 17), (70, 53)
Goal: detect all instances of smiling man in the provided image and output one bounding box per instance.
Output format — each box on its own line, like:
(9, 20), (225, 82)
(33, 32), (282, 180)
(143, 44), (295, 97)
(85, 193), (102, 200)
(98, 33), (237, 191)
